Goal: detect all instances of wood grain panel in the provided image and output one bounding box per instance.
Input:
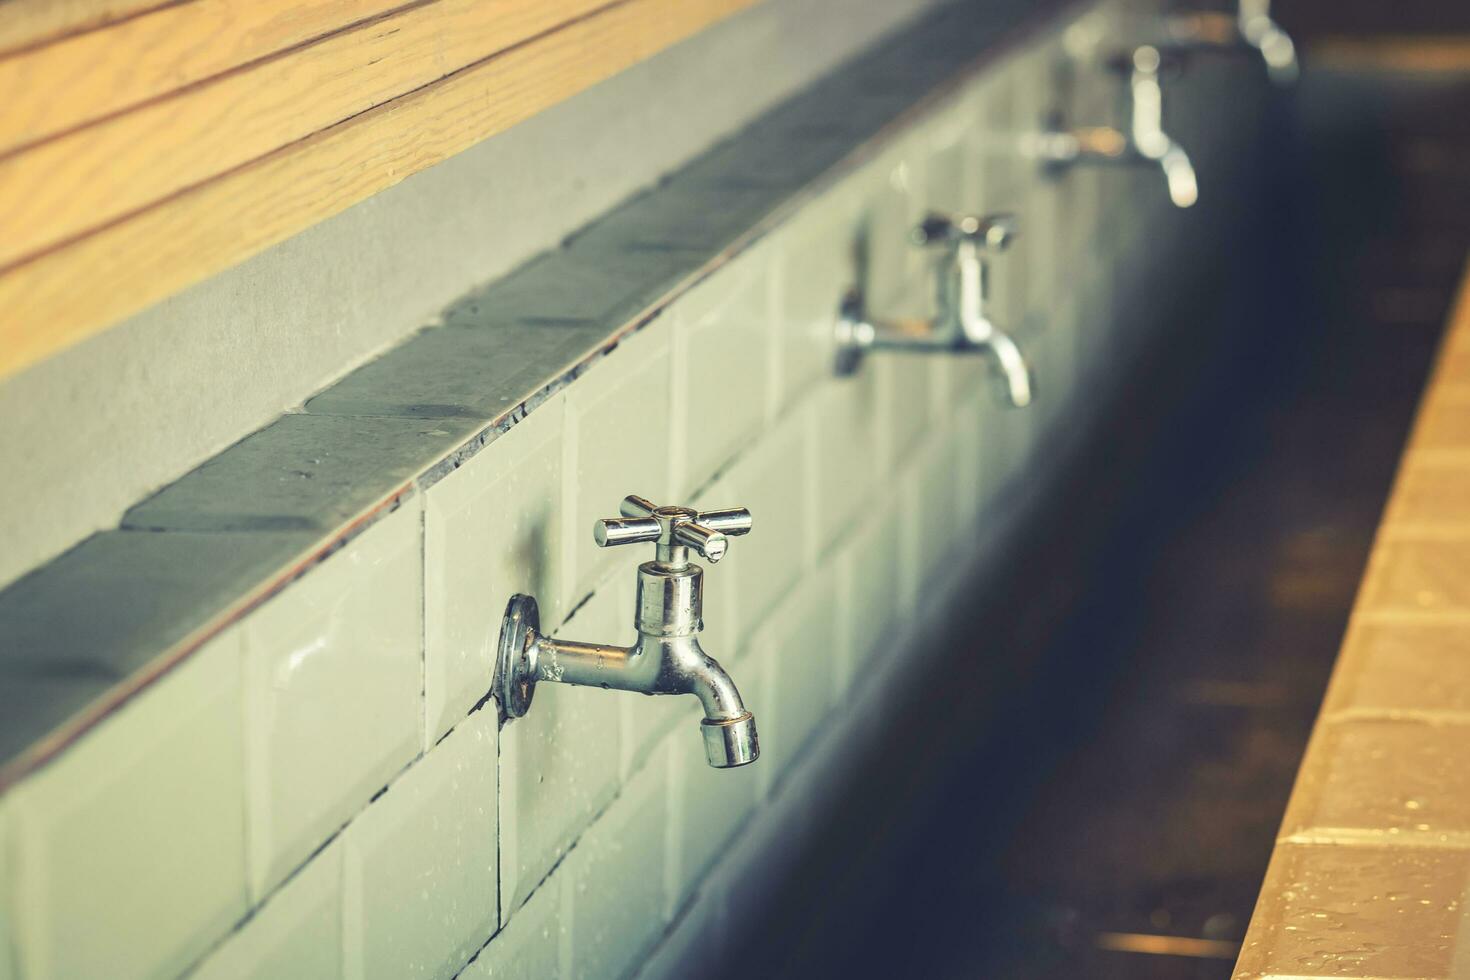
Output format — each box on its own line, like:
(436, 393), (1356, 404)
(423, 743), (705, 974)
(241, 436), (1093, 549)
(1309, 35), (1470, 73)
(0, 0), (168, 56)
(0, 0), (419, 155)
(0, 0), (609, 269)
(0, 0), (756, 379)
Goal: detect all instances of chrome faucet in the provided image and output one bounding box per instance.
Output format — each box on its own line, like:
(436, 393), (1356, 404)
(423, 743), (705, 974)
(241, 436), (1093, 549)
(496, 495), (759, 768)
(1162, 0), (1298, 84)
(1032, 45), (1199, 209)
(835, 211), (1032, 408)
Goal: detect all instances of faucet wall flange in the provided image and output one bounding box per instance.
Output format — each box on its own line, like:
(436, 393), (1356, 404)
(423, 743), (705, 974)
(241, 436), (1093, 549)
(834, 289), (875, 377)
(497, 593), (540, 718)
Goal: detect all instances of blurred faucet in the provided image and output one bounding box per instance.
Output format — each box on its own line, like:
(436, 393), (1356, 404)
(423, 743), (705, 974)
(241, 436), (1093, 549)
(835, 211), (1033, 408)
(1030, 44), (1199, 209)
(1162, 0), (1298, 84)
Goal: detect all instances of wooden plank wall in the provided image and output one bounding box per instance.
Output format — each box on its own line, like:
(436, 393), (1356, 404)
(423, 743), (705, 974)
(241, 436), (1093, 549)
(0, 0), (760, 380)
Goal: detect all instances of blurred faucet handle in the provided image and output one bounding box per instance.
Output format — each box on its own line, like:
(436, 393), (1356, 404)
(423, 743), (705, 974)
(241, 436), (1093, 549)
(912, 212), (1018, 252)
(1107, 43), (1189, 80)
(1161, 1), (1297, 84)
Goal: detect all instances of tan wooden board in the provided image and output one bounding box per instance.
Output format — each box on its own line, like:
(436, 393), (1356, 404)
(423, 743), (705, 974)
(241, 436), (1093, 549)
(1234, 254), (1470, 979)
(0, 0), (419, 154)
(0, 0), (757, 380)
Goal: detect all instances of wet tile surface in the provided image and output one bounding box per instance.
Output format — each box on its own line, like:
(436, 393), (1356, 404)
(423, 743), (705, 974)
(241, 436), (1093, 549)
(1327, 619), (1470, 715)
(343, 707), (498, 980)
(1385, 457), (1470, 527)
(424, 398), (566, 743)
(1362, 539), (1470, 614)
(1414, 389), (1470, 450)
(242, 506), (422, 898)
(9, 632), (247, 980)
(123, 415), (469, 533)
(1234, 843), (1470, 979)
(1283, 718), (1470, 841)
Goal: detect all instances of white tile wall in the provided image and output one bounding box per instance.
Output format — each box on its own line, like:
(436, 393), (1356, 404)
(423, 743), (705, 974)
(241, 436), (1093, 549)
(560, 749), (670, 980)
(242, 503), (422, 899)
(973, 74), (1026, 220)
(861, 141), (931, 318)
(924, 107), (980, 218)
(633, 885), (723, 980)
(426, 399), (566, 744)
(878, 352), (937, 468)
(188, 839), (343, 980)
(500, 584), (624, 914)
(808, 370), (883, 554)
(669, 246), (774, 496)
(667, 723), (760, 912)
(343, 705), (497, 980)
(461, 868), (566, 980)
(0, 804), (12, 980)
(10, 631), (247, 980)
(768, 186), (863, 420)
(911, 429), (962, 584)
(721, 411), (813, 648)
(713, 738), (820, 945)
(841, 501), (905, 670)
(952, 395), (989, 531)
(747, 576), (839, 794)
(565, 324), (673, 602)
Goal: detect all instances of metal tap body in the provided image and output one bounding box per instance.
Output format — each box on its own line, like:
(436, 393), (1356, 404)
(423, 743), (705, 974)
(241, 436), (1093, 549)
(1162, 0), (1298, 83)
(497, 496), (757, 768)
(1033, 45), (1199, 209)
(835, 212), (1033, 408)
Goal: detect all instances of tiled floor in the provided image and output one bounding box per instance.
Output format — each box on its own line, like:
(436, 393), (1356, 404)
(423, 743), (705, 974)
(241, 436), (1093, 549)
(715, 58), (1470, 980)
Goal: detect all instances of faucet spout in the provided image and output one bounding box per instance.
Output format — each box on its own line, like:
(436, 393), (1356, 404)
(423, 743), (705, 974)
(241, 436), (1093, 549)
(983, 328), (1034, 408)
(1238, 0), (1298, 83)
(1156, 144), (1199, 210)
(1129, 46), (1198, 208)
(654, 635), (759, 767)
(524, 631), (758, 768)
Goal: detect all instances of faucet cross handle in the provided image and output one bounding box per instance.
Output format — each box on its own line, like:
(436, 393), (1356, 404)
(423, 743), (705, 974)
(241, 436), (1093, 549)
(1105, 43), (1190, 81)
(912, 212), (1017, 253)
(594, 494), (752, 564)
